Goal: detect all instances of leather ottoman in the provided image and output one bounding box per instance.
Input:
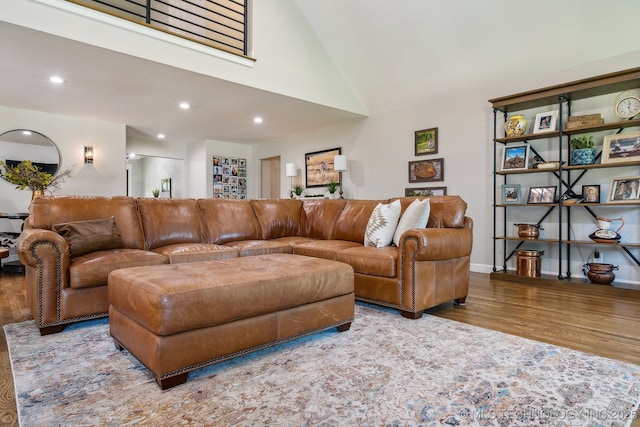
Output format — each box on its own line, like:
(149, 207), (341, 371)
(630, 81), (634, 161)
(108, 253), (354, 389)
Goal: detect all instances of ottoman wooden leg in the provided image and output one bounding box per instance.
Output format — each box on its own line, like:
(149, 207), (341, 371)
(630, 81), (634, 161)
(337, 322), (351, 332)
(158, 373), (189, 390)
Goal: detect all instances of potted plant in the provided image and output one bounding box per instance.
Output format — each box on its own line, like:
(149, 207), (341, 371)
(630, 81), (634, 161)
(293, 184), (304, 198)
(569, 135), (596, 165)
(0, 160), (73, 198)
(327, 179), (339, 199)
(152, 188), (160, 198)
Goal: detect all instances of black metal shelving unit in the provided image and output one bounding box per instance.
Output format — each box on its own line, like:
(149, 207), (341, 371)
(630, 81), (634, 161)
(489, 67), (640, 284)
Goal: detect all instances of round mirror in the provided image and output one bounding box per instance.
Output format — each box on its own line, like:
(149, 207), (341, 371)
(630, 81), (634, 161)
(0, 129), (60, 182)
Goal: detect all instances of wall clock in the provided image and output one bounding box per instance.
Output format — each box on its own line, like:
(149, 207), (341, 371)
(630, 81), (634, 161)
(614, 90), (640, 119)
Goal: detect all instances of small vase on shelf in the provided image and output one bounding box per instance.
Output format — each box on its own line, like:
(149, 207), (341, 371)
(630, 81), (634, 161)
(503, 115), (528, 137)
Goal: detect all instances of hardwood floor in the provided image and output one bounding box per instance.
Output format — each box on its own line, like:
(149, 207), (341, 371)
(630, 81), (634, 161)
(0, 270), (638, 426)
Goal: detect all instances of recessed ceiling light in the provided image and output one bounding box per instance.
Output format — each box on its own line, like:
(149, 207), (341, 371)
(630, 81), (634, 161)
(254, 117), (263, 124)
(49, 76), (65, 84)
(157, 134), (165, 139)
(22, 130), (32, 135)
(179, 102), (190, 110)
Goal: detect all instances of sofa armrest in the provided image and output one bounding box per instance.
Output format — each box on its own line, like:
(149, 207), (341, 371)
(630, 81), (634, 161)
(398, 217), (473, 313)
(18, 228), (71, 327)
(18, 228), (70, 267)
(399, 217), (473, 261)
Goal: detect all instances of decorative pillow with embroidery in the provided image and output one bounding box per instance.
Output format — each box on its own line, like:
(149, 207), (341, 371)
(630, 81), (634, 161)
(393, 198), (431, 246)
(364, 200), (401, 247)
(54, 216), (123, 257)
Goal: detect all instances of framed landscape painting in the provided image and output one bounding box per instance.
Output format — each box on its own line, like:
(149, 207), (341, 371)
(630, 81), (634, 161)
(414, 127), (438, 156)
(305, 147), (341, 187)
(501, 144), (529, 171)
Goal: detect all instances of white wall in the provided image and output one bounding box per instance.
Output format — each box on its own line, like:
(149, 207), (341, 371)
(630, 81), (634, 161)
(255, 52), (640, 284)
(0, 105), (126, 213)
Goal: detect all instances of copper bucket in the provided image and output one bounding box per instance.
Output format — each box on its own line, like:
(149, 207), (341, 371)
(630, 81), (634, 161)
(516, 249), (544, 277)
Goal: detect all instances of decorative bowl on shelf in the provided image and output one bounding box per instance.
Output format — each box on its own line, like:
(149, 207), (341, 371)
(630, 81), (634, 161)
(532, 161), (564, 169)
(514, 223), (542, 239)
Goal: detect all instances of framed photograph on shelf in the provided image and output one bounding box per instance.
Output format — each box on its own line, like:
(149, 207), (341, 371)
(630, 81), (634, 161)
(581, 184), (600, 203)
(501, 144), (529, 171)
(405, 186), (447, 197)
(414, 127), (438, 156)
(501, 184), (522, 204)
(305, 147), (341, 187)
(606, 176), (640, 203)
(601, 131), (640, 164)
(533, 110), (558, 133)
(408, 158), (444, 183)
(527, 186), (557, 204)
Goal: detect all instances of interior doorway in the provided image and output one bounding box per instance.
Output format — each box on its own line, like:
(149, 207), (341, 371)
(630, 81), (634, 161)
(260, 156), (281, 198)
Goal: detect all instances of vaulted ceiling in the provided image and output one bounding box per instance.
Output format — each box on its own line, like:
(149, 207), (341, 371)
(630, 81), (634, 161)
(1, 0), (639, 145)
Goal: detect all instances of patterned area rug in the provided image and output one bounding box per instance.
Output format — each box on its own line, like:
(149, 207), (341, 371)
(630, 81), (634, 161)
(5, 303), (640, 426)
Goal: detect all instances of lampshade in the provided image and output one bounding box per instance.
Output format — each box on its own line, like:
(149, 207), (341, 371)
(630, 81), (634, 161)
(285, 163), (297, 177)
(334, 155), (347, 171)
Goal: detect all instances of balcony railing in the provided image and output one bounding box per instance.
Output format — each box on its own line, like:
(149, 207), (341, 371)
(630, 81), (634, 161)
(68, 0), (249, 57)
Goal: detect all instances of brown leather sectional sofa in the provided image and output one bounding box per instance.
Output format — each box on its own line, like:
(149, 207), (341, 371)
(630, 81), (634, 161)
(18, 195), (473, 335)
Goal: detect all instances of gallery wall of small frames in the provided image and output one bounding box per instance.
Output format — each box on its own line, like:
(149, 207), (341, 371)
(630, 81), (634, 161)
(213, 155), (247, 199)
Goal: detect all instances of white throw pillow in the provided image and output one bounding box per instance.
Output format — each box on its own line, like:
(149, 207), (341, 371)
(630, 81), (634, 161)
(364, 200), (401, 247)
(393, 198), (431, 246)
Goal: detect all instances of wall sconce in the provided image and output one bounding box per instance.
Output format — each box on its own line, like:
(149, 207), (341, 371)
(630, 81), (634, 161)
(84, 146), (94, 164)
(285, 163), (297, 198)
(333, 155), (347, 199)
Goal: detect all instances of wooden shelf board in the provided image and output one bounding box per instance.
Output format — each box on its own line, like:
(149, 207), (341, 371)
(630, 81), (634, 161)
(489, 270), (630, 288)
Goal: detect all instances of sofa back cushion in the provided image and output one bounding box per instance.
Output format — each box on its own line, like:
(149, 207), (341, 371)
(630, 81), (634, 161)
(250, 199), (302, 239)
(390, 196), (467, 228)
(301, 199), (347, 239)
(334, 200), (379, 243)
(137, 198), (203, 250)
(198, 199), (262, 244)
(29, 196), (145, 249)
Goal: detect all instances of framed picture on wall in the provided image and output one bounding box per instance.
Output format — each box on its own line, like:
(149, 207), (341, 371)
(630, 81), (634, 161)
(408, 158), (444, 183)
(160, 178), (171, 198)
(305, 147), (341, 187)
(405, 186), (447, 197)
(414, 127), (438, 156)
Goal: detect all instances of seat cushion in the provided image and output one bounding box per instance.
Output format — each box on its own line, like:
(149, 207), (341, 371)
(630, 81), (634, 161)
(336, 246), (398, 278)
(293, 240), (362, 260)
(223, 240), (293, 257)
(152, 243), (238, 264)
(69, 249), (168, 289)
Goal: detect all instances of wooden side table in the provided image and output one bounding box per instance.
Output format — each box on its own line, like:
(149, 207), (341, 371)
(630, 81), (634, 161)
(0, 212), (28, 274)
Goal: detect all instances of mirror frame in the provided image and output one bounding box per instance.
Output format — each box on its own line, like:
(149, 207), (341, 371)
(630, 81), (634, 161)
(0, 129), (61, 180)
